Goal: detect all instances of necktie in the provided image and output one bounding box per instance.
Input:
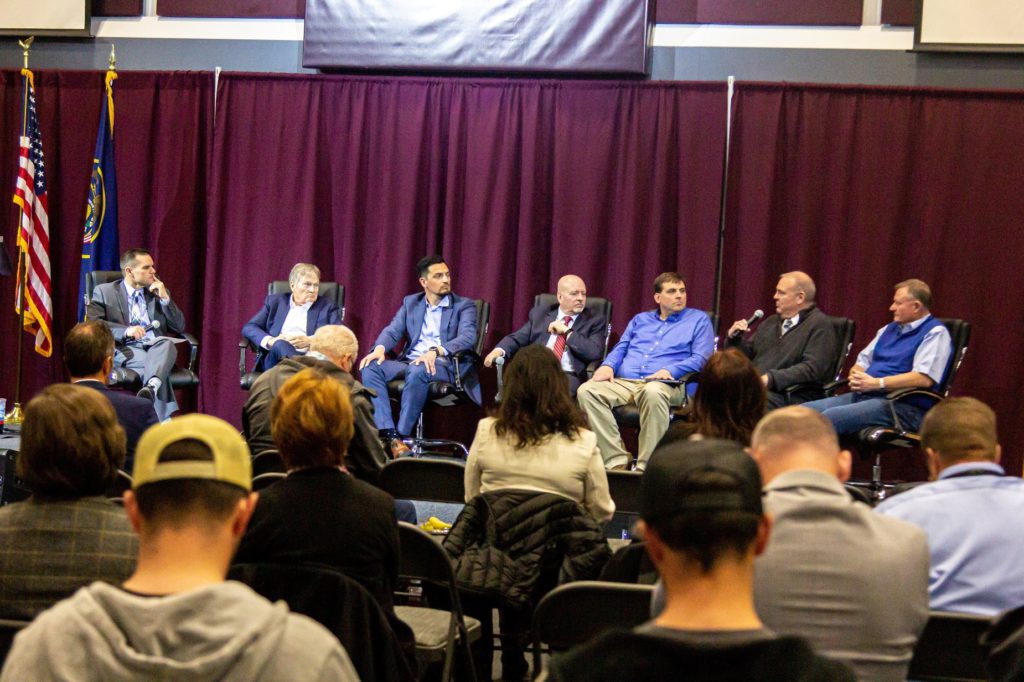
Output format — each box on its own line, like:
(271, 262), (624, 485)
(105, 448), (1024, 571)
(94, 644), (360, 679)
(552, 316), (572, 361)
(131, 290), (146, 326)
(781, 318), (794, 336)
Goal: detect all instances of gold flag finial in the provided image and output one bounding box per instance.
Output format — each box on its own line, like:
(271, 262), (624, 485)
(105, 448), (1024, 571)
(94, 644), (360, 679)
(18, 36), (34, 70)
(108, 43), (116, 71)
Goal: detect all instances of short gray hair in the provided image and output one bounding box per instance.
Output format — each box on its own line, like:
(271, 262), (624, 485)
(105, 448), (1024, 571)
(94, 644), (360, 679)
(310, 325), (358, 362)
(895, 279), (932, 309)
(288, 263), (320, 286)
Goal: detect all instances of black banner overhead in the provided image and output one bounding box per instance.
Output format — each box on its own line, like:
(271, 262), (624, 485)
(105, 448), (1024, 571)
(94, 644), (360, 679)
(303, 0), (653, 76)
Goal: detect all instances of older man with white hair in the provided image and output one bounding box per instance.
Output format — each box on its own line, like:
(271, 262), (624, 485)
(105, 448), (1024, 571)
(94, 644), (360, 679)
(243, 325), (388, 485)
(242, 263), (342, 371)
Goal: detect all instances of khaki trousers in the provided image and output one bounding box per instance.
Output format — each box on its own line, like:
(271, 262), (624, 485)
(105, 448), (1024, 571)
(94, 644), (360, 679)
(577, 378), (685, 470)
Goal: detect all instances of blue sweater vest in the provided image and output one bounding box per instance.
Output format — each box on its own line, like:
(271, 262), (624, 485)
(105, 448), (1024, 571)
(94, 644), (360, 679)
(870, 315), (945, 409)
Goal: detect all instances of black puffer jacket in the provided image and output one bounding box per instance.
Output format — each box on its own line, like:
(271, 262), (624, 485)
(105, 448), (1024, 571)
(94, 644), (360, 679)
(442, 490), (611, 610)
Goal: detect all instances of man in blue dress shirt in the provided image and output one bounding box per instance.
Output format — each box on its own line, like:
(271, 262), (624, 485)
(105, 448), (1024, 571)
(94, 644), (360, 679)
(876, 397), (1024, 615)
(577, 272), (714, 472)
(804, 279), (952, 435)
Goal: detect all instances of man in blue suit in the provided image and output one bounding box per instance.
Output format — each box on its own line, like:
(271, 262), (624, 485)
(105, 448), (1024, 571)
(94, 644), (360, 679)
(242, 263), (342, 371)
(64, 321), (158, 471)
(359, 255), (480, 446)
(482, 274), (607, 395)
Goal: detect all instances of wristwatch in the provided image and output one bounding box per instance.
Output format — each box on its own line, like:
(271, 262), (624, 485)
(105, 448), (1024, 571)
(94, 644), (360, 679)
(879, 377), (886, 390)
(429, 346), (441, 356)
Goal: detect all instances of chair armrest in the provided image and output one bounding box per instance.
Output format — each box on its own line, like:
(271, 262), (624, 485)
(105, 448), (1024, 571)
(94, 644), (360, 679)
(885, 387), (943, 404)
(449, 350), (480, 393)
(823, 378), (849, 396)
(239, 337), (250, 375)
(180, 332), (199, 372)
(782, 381), (823, 396)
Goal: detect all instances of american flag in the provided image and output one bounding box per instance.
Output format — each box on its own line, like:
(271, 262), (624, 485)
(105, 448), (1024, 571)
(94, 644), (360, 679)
(12, 69), (53, 357)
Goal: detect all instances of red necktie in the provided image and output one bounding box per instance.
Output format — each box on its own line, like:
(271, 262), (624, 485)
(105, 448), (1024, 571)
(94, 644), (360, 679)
(552, 316), (572, 361)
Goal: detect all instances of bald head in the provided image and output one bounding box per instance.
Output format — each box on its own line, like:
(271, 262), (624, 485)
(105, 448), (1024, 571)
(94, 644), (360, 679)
(310, 325), (359, 370)
(556, 274), (587, 315)
(750, 406), (850, 484)
(780, 271), (816, 303)
(774, 272), (816, 320)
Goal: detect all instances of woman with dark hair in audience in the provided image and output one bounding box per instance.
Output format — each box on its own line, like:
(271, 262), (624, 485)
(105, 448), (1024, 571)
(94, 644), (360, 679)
(661, 349), (767, 447)
(234, 367), (401, 613)
(0, 384), (137, 619)
(465, 344), (614, 523)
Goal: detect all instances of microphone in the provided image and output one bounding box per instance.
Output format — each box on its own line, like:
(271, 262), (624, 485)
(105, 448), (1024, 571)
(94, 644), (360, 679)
(729, 309), (764, 338)
(140, 320), (161, 333)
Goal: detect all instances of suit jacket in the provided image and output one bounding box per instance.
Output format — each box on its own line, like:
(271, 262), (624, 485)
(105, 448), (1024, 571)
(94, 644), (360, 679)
(86, 279), (186, 345)
(495, 303), (606, 383)
(76, 379), (159, 465)
(374, 291), (481, 404)
(242, 293), (342, 371)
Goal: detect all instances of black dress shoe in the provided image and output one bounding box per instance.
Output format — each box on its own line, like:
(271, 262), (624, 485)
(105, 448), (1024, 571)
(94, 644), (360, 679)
(137, 386), (156, 402)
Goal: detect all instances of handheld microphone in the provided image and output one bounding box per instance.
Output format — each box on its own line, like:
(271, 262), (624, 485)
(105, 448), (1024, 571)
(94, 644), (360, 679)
(729, 309), (764, 338)
(141, 320), (161, 333)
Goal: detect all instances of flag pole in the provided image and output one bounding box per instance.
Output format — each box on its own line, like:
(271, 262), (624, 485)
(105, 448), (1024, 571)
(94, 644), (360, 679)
(6, 36), (34, 427)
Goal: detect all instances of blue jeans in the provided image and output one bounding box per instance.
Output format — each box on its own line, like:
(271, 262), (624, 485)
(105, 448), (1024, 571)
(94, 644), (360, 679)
(360, 358), (457, 436)
(803, 392), (926, 436)
(261, 339), (302, 371)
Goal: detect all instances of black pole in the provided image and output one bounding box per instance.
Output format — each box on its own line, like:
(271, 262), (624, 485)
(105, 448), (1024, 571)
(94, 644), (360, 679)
(712, 76), (735, 322)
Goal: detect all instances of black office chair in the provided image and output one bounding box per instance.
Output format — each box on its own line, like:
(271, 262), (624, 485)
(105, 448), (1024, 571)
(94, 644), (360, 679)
(251, 472), (286, 491)
(379, 458), (466, 504)
(238, 280), (346, 390)
(908, 610), (991, 681)
(531, 581), (653, 673)
(104, 469), (133, 500)
(251, 449), (286, 476)
(852, 319), (971, 500)
(395, 522), (481, 682)
(387, 299), (489, 458)
(495, 293), (613, 401)
(782, 316), (856, 405)
(85, 271), (199, 392)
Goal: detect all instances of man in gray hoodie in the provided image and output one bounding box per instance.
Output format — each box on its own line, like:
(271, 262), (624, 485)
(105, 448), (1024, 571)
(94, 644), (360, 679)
(1, 414), (358, 682)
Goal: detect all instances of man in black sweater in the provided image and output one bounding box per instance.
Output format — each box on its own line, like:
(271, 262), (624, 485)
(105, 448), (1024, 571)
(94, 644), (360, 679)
(542, 439), (853, 682)
(726, 271), (839, 409)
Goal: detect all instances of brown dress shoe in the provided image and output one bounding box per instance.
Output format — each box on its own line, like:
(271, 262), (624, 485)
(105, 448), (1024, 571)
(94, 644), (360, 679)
(390, 438), (412, 458)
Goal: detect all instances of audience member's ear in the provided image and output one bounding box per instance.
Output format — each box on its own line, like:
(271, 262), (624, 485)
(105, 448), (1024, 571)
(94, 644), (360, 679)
(754, 514), (773, 557)
(925, 448), (941, 481)
(836, 450), (852, 483)
(123, 490), (143, 534)
(994, 444), (1002, 465)
(231, 492), (260, 537)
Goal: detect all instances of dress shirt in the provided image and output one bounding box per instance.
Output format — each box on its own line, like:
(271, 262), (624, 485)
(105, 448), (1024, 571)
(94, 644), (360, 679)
(780, 312), (800, 335)
(601, 308), (714, 380)
(260, 296), (312, 350)
(855, 315), (951, 384)
(876, 461), (1024, 615)
(408, 295), (450, 359)
(544, 310), (579, 372)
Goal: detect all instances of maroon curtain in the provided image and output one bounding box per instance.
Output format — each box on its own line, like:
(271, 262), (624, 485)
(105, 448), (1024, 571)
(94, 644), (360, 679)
(723, 82), (1024, 474)
(203, 74), (728, 437)
(0, 70), (213, 408)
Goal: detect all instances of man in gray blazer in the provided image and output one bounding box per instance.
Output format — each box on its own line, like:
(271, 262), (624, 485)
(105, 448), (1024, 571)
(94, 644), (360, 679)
(750, 406), (930, 682)
(86, 248), (186, 421)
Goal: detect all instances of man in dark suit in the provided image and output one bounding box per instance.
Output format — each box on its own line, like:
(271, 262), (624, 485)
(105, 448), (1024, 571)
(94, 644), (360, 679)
(86, 248), (186, 421)
(483, 274), (606, 395)
(64, 321), (158, 471)
(241, 262), (342, 371)
(726, 271), (839, 409)
(359, 255), (480, 444)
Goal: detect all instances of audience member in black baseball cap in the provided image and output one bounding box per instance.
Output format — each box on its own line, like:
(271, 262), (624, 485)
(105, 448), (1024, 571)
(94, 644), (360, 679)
(541, 438), (854, 682)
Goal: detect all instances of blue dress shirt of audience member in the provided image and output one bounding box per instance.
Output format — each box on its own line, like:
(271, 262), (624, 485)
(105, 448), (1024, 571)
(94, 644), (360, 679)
(804, 279), (951, 436)
(242, 264), (342, 372)
(359, 256), (480, 439)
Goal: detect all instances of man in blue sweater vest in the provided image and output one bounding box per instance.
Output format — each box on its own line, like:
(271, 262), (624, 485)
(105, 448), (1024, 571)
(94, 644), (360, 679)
(804, 279), (952, 435)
